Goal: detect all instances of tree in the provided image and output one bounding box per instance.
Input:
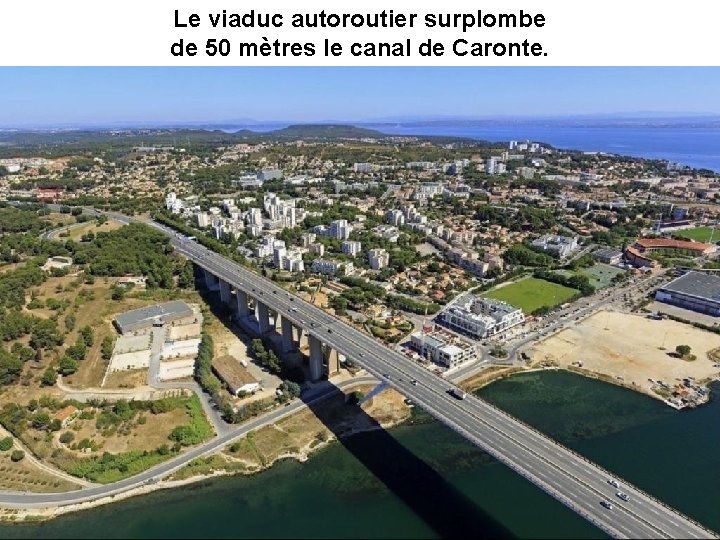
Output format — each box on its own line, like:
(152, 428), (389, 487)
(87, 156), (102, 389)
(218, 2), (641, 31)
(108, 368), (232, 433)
(0, 436), (12, 451)
(59, 431), (75, 444)
(30, 319), (64, 352)
(0, 349), (23, 386)
(675, 344), (692, 357)
(31, 411), (51, 430)
(65, 313), (75, 332)
(58, 356), (79, 375)
(101, 336), (114, 361)
(41, 367), (57, 386)
(79, 325), (94, 347)
(10, 450), (24, 462)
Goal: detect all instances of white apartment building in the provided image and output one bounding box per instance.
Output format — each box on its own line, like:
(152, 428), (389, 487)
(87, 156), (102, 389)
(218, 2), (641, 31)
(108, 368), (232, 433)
(531, 235), (579, 258)
(329, 219), (353, 240)
(386, 209), (405, 227)
(311, 259), (354, 276)
(368, 248), (390, 270)
(341, 240), (362, 257)
(440, 296), (524, 339)
(410, 330), (477, 369)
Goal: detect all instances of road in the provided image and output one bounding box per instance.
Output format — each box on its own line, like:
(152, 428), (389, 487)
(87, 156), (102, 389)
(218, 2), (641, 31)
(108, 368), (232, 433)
(152, 222), (714, 539)
(0, 376), (376, 508)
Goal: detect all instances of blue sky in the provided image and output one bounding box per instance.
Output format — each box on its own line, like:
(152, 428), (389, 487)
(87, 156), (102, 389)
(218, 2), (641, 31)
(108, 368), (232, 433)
(1, 67), (719, 127)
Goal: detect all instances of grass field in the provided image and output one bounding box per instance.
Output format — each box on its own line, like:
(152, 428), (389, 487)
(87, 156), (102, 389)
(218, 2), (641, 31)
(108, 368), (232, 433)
(676, 227), (720, 243)
(580, 264), (626, 289)
(483, 277), (579, 314)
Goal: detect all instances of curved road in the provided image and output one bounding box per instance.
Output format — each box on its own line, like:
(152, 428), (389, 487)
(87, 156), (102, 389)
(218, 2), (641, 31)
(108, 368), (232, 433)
(0, 376), (376, 508)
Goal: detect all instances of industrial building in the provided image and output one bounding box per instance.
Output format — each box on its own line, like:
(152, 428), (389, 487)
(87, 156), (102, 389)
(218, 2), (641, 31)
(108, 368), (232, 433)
(655, 271), (720, 316)
(113, 301), (195, 335)
(212, 355), (260, 396)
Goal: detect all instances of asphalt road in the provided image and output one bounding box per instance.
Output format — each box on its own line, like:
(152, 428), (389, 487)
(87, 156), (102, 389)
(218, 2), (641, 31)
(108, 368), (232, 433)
(154, 222), (714, 539)
(0, 376), (376, 508)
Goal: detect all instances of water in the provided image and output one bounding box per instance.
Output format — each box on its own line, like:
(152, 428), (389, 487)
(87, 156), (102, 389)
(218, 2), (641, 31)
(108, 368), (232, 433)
(2, 371), (720, 538)
(364, 123), (720, 172)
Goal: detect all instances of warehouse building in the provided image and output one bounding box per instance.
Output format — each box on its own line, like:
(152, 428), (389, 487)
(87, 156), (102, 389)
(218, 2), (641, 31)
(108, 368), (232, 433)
(655, 271), (720, 316)
(113, 301), (195, 335)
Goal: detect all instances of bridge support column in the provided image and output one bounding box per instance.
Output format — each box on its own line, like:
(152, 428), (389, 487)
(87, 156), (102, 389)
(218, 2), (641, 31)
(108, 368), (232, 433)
(256, 301), (271, 335)
(236, 289), (249, 318)
(203, 269), (219, 290)
(327, 348), (340, 376)
(281, 316), (295, 353)
(219, 279), (231, 304)
(309, 335), (323, 381)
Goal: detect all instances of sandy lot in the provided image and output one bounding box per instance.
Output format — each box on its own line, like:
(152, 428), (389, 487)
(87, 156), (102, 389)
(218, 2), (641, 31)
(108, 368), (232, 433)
(531, 310), (720, 394)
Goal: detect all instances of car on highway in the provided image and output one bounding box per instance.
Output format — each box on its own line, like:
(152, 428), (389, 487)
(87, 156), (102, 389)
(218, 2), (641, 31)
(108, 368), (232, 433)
(608, 479), (619, 488)
(411, 379), (418, 386)
(616, 492), (629, 502)
(600, 500), (613, 510)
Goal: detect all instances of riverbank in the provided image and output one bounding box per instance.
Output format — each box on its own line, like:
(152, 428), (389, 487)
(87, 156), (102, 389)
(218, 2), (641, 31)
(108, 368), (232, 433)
(0, 385), (412, 523)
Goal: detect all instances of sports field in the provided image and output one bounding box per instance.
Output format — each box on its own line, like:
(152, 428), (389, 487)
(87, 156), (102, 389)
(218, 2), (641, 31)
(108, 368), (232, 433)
(580, 264), (626, 289)
(676, 227), (720, 243)
(482, 277), (578, 314)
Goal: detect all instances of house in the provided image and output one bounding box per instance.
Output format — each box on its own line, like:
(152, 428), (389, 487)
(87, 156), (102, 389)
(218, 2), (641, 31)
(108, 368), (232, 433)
(53, 405), (79, 428)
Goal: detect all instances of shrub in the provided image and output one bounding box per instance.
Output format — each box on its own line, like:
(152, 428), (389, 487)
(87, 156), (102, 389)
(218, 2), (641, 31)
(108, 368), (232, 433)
(59, 432), (75, 444)
(0, 436), (13, 451)
(10, 450), (24, 462)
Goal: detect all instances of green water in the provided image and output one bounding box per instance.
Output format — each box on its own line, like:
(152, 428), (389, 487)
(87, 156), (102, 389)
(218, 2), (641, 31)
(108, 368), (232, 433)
(2, 371), (719, 539)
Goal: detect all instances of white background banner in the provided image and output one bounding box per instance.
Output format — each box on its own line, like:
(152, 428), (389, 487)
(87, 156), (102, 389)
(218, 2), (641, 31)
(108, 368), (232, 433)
(0, 0), (718, 66)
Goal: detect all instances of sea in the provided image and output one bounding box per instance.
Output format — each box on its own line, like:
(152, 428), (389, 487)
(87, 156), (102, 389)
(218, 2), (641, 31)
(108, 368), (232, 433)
(4, 371), (720, 539)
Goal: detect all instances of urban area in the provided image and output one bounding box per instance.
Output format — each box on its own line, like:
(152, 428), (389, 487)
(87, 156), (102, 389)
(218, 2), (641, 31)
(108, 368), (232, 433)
(0, 124), (719, 523)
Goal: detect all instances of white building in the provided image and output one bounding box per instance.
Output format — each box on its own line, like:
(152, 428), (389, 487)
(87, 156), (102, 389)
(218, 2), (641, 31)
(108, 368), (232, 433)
(531, 235), (579, 258)
(341, 240), (362, 257)
(368, 248), (390, 270)
(329, 219), (353, 240)
(440, 296), (524, 339)
(196, 212), (211, 228)
(410, 330), (477, 369)
(311, 259), (353, 276)
(386, 209), (405, 226)
(354, 162), (374, 173)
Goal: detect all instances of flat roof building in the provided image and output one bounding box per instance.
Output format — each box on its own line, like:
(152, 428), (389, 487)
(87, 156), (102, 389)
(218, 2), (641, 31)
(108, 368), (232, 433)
(655, 271), (720, 316)
(410, 329), (477, 369)
(439, 295), (524, 339)
(113, 301), (194, 335)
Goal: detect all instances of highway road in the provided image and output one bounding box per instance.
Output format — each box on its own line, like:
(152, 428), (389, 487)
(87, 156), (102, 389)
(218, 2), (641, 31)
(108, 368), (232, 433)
(152, 221), (715, 539)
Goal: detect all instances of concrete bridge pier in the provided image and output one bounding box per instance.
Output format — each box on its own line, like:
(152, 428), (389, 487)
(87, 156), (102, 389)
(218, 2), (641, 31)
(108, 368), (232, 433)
(256, 301), (271, 335)
(235, 289), (249, 318)
(203, 269), (219, 291)
(309, 335), (323, 381)
(281, 316), (295, 353)
(219, 279), (231, 304)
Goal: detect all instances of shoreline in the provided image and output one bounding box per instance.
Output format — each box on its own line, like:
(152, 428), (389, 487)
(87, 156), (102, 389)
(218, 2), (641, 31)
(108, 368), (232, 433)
(0, 397), (412, 524)
(1, 362), (714, 524)
(461, 363), (714, 410)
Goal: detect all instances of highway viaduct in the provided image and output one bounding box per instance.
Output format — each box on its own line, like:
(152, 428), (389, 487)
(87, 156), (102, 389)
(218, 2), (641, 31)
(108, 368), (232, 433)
(148, 218), (714, 540)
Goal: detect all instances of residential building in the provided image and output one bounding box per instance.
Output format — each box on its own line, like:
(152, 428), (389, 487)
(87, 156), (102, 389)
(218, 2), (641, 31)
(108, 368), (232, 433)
(312, 259), (353, 276)
(329, 219), (353, 240)
(410, 330), (477, 369)
(531, 235), (579, 258)
(439, 296), (524, 339)
(368, 248), (390, 270)
(341, 240), (362, 257)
